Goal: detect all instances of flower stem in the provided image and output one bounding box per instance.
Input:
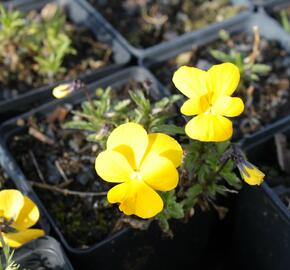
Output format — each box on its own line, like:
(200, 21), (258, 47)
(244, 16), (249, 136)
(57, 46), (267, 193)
(0, 230), (6, 248)
(82, 84), (95, 111)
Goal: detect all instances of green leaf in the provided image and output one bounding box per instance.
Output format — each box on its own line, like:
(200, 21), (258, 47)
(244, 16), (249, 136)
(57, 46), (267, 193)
(280, 10), (290, 32)
(187, 184), (203, 198)
(251, 64), (271, 74)
(160, 191), (184, 219)
(210, 49), (232, 62)
(157, 215), (170, 233)
(220, 171), (242, 189)
(64, 121), (97, 132)
(151, 124), (185, 136)
(250, 73), (259, 81)
(113, 99), (131, 111)
(183, 184), (203, 210)
(216, 141), (230, 155)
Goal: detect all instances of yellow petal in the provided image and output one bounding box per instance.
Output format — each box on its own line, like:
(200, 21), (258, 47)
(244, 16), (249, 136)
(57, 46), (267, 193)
(2, 229), (45, 248)
(180, 95), (210, 116)
(13, 196), (40, 231)
(95, 150), (133, 183)
(212, 96), (244, 117)
(52, 84), (72, 99)
(144, 133), (183, 167)
(240, 165), (265, 185)
(107, 182), (131, 204)
(185, 114), (233, 142)
(120, 181), (163, 219)
(106, 122), (148, 169)
(172, 66), (208, 99)
(207, 63), (240, 99)
(0, 189), (24, 221)
(140, 154), (179, 191)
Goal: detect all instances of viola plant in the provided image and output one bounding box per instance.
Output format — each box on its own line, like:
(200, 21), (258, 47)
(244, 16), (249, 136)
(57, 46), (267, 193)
(0, 189), (45, 270)
(51, 62), (265, 234)
(0, 3), (75, 85)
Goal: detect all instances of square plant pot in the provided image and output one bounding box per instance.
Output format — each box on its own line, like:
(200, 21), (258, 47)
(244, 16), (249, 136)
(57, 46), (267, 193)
(232, 115), (290, 270)
(0, 66), (218, 270)
(13, 236), (74, 270)
(145, 12), (290, 141)
(0, 0), (131, 121)
(84, 0), (252, 64)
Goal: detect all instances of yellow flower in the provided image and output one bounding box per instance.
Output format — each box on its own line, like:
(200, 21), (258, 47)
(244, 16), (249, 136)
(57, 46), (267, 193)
(0, 189), (45, 248)
(95, 122), (183, 219)
(173, 63), (244, 142)
(237, 161), (265, 185)
(52, 83), (73, 99)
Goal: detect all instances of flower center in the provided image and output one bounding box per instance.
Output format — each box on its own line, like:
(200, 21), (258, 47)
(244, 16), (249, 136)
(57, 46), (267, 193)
(0, 217), (15, 233)
(204, 105), (214, 115)
(130, 171), (143, 182)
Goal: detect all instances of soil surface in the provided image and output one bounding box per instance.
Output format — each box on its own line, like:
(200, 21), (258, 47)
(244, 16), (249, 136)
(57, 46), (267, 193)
(89, 0), (246, 49)
(151, 32), (290, 140)
(0, 7), (113, 101)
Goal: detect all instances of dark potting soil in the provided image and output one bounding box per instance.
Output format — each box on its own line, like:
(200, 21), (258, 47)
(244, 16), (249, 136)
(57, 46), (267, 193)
(152, 32), (290, 140)
(89, 0), (246, 49)
(0, 7), (113, 101)
(0, 168), (13, 188)
(8, 80), (175, 249)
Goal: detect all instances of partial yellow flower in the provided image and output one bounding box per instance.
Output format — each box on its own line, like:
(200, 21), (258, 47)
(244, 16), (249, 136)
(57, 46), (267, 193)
(173, 62), (244, 142)
(95, 122), (183, 219)
(237, 160), (265, 185)
(0, 189), (45, 248)
(52, 83), (73, 99)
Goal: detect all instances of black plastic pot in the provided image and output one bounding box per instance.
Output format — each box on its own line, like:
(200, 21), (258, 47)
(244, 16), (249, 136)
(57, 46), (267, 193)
(251, 0), (290, 9)
(0, 0), (131, 121)
(232, 115), (290, 270)
(144, 11), (290, 67)
(0, 66), (218, 270)
(13, 236), (74, 270)
(84, 0), (252, 64)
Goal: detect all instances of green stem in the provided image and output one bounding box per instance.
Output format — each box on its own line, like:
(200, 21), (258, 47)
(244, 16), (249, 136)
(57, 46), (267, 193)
(0, 230), (7, 270)
(0, 231), (6, 250)
(82, 84), (95, 111)
(280, 10), (290, 33)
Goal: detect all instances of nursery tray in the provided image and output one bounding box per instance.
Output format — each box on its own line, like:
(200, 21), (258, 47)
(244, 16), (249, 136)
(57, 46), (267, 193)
(83, 0), (252, 64)
(0, 0), (131, 121)
(13, 236), (74, 270)
(232, 115), (290, 270)
(0, 66), (218, 270)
